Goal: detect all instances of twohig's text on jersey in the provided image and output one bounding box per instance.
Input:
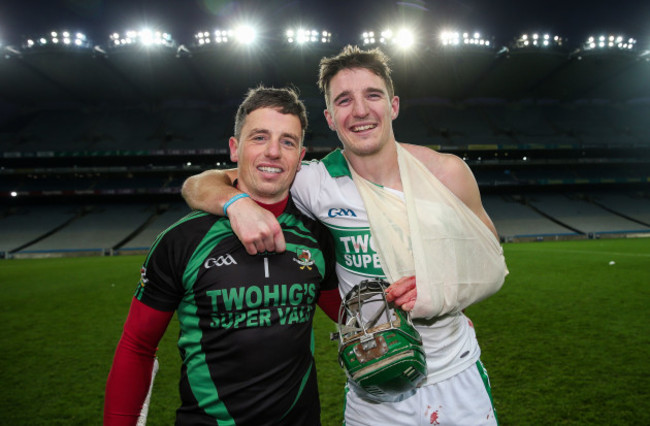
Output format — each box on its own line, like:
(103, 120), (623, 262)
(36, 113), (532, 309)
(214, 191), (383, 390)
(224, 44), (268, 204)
(206, 282), (318, 329)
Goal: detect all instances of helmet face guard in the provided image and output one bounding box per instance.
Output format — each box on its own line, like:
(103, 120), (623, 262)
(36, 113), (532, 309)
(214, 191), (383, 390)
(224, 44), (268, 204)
(334, 279), (427, 402)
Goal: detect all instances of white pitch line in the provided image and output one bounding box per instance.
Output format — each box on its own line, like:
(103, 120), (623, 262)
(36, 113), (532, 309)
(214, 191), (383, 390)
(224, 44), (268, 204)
(509, 248), (650, 257)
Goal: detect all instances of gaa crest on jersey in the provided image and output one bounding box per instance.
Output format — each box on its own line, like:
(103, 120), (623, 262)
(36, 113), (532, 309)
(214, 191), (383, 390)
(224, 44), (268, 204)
(294, 249), (314, 270)
(204, 254), (237, 268)
(139, 266), (149, 288)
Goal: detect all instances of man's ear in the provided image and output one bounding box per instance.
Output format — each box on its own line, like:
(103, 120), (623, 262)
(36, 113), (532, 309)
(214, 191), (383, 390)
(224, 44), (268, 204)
(297, 146), (306, 171)
(324, 109), (336, 131)
(228, 137), (239, 162)
(391, 96), (400, 120)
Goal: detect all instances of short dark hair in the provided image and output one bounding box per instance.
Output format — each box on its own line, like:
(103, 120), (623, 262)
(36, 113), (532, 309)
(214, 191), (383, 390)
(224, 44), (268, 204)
(233, 86), (308, 141)
(318, 45), (394, 108)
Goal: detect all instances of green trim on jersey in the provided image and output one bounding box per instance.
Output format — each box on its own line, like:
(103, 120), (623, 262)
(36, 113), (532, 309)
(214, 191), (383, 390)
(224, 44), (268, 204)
(182, 218), (233, 291)
(135, 210), (210, 300)
(178, 296), (235, 424)
(280, 329), (316, 421)
(179, 218), (237, 423)
(320, 149), (351, 178)
(477, 360), (499, 425)
(144, 210), (209, 267)
(280, 362), (314, 421)
(279, 213), (320, 244)
(321, 149), (385, 188)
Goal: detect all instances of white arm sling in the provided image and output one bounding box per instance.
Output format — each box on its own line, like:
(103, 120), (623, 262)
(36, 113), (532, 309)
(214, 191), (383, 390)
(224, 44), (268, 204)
(348, 143), (508, 319)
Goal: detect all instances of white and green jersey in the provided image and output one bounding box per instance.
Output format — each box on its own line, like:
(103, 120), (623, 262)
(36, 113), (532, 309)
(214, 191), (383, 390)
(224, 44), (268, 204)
(291, 149), (480, 385)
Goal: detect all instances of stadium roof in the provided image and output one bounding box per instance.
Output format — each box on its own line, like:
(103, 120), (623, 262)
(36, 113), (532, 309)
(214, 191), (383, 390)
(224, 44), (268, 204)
(2, 0), (650, 107)
(1, 42), (648, 107)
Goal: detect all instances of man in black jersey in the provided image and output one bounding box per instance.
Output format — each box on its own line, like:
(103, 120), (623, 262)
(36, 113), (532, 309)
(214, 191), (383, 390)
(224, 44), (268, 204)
(104, 86), (341, 426)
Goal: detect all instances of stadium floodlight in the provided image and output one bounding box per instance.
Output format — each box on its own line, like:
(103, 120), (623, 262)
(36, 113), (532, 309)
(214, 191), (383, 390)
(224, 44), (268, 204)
(440, 31), (461, 46)
(321, 30), (332, 44)
(193, 25), (261, 48)
(439, 29), (493, 50)
(24, 30), (90, 50)
(394, 29), (414, 49)
(194, 29), (234, 46)
(582, 34), (636, 51)
(381, 29), (393, 45)
(194, 29), (235, 46)
(233, 25), (257, 45)
(193, 22), (264, 49)
(361, 27), (416, 50)
(285, 27), (331, 44)
(362, 31), (377, 45)
(511, 32), (564, 50)
(109, 29), (175, 49)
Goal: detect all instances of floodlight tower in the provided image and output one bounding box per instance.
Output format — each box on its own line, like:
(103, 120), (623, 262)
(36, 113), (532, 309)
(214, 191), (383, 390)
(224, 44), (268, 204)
(438, 30), (494, 50)
(583, 34), (636, 52)
(285, 28), (332, 45)
(108, 29), (175, 50)
(360, 27), (417, 53)
(511, 32), (565, 51)
(570, 33), (639, 60)
(24, 30), (91, 50)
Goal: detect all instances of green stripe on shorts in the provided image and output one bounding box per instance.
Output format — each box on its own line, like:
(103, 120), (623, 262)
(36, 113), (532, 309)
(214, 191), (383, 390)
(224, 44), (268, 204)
(476, 359), (499, 425)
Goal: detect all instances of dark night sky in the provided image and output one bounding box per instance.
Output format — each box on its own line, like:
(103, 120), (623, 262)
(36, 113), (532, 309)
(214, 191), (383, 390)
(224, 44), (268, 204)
(2, 0), (649, 48)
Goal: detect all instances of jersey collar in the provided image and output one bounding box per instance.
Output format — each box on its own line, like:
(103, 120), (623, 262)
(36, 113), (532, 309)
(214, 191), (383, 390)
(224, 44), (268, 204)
(319, 149), (351, 178)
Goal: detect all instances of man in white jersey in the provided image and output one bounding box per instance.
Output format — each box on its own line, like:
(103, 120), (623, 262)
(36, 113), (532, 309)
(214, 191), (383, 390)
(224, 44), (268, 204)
(182, 45), (508, 425)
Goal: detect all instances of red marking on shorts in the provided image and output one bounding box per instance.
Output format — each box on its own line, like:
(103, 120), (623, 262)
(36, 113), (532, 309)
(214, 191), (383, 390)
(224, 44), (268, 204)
(426, 405), (441, 425)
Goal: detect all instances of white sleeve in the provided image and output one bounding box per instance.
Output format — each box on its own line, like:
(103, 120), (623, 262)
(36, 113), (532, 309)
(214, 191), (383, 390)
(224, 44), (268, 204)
(290, 162), (321, 219)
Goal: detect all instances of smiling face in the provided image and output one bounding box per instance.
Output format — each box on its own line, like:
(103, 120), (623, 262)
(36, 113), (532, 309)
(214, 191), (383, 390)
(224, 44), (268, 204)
(324, 67), (399, 158)
(229, 107), (306, 204)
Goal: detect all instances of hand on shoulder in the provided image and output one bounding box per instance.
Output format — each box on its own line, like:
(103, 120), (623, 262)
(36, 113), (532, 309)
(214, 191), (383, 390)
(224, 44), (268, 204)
(227, 198), (286, 255)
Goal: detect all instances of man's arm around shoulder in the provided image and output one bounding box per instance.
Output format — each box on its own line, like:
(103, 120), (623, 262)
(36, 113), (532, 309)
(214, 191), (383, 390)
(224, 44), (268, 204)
(181, 169), (286, 254)
(181, 169), (238, 213)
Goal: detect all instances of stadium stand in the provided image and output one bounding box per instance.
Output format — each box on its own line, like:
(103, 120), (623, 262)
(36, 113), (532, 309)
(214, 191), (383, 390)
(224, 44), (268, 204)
(119, 202), (192, 252)
(482, 194), (578, 239)
(606, 103), (650, 145)
(582, 190), (650, 226)
(523, 193), (650, 235)
(480, 102), (576, 146)
(0, 204), (84, 253)
(9, 203), (155, 254)
(1, 29), (649, 257)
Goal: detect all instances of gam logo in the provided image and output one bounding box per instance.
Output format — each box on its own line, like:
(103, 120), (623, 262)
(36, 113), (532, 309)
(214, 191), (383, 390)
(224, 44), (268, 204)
(328, 208), (357, 218)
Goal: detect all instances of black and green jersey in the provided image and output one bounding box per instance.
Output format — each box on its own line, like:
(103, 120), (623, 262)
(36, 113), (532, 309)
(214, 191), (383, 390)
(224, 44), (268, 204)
(135, 197), (337, 425)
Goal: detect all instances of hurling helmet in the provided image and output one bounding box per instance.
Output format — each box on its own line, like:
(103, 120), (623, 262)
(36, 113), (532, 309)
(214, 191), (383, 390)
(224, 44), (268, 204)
(333, 279), (427, 402)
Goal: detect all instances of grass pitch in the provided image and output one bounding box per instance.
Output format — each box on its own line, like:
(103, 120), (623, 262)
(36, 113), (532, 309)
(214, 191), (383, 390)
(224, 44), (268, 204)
(1, 238), (648, 425)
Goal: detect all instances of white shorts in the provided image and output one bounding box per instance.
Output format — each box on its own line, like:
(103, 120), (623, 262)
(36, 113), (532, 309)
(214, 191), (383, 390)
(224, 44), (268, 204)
(344, 361), (498, 426)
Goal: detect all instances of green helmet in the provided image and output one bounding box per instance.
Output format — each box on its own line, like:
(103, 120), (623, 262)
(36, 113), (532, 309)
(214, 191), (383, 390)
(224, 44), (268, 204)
(334, 279), (427, 402)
